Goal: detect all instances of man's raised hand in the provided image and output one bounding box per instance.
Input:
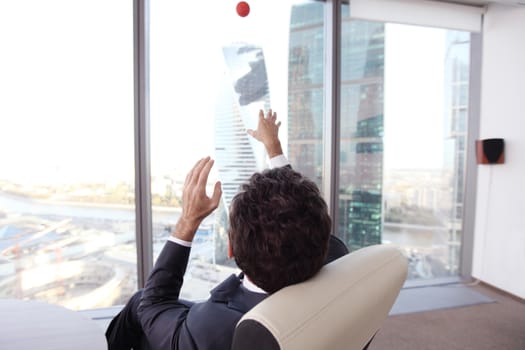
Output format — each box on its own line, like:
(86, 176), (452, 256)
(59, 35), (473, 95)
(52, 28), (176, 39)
(173, 157), (222, 242)
(247, 109), (283, 158)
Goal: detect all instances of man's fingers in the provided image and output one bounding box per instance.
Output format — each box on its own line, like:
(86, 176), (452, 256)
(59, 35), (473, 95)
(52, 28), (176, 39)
(197, 157), (214, 188)
(185, 157), (204, 187)
(187, 157), (210, 187)
(211, 181), (222, 206)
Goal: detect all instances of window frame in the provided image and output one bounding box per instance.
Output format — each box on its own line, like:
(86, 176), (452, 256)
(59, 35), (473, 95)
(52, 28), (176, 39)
(133, 0), (153, 287)
(132, 0), (479, 288)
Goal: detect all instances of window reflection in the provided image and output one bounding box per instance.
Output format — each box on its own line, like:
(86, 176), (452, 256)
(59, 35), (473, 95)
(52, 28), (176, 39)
(150, 0), (324, 300)
(288, 2), (325, 187)
(340, 19), (385, 251)
(338, 13), (471, 280)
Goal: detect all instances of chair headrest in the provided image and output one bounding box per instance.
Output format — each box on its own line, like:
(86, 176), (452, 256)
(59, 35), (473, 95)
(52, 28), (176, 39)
(232, 244), (408, 350)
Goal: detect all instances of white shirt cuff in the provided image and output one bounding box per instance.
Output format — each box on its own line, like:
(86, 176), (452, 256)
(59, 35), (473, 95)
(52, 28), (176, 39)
(269, 154), (290, 168)
(168, 236), (192, 247)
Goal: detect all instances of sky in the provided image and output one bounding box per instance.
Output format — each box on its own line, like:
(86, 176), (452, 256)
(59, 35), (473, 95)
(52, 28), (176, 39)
(384, 23), (447, 170)
(148, 0), (292, 177)
(0, 0), (460, 186)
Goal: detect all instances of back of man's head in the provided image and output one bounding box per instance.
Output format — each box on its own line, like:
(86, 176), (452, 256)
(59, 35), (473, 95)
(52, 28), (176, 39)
(229, 166), (331, 294)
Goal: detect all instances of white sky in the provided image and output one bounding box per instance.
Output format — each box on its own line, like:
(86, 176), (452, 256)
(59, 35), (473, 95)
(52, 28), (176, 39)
(149, 0), (292, 177)
(384, 23), (447, 170)
(0, 0), (456, 185)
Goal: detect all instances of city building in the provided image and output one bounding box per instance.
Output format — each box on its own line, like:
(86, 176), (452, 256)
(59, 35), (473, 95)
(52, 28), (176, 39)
(288, 2), (325, 186)
(215, 43), (271, 209)
(288, 3), (385, 251)
(213, 43), (272, 264)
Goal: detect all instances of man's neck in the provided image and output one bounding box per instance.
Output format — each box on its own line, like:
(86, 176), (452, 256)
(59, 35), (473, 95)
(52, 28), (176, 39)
(242, 275), (267, 294)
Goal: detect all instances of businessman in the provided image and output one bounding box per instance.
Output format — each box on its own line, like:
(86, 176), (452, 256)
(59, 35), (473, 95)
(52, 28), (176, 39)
(106, 109), (348, 349)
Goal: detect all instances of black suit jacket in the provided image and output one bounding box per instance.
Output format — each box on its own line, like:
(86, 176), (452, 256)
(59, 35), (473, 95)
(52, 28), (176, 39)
(138, 236), (348, 350)
(137, 242), (267, 350)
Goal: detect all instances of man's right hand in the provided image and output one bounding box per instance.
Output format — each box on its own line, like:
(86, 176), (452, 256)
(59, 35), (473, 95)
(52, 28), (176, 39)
(247, 109), (283, 158)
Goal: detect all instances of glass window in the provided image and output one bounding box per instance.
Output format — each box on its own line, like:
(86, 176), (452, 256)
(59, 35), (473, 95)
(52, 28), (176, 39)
(339, 17), (385, 250)
(150, 0), (326, 300)
(288, 2), (325, 188)
(338, 8), (470, 280)
(0, 1), (135, 309)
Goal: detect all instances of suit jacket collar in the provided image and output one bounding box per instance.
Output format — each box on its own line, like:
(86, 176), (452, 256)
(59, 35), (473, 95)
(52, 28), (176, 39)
(209, 273), (267, 313)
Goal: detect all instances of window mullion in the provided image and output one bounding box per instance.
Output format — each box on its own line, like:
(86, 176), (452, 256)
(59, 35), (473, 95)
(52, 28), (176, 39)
(133, 0), (153, 288)
(460, 32), (482, 278)
(324, 0), (342, 231)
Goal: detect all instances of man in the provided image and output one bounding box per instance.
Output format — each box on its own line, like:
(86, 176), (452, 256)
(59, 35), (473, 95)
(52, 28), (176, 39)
(106, 109), (348, 349)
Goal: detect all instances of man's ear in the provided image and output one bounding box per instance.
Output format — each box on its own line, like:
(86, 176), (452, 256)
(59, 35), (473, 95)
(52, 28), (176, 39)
(227, 240), (234, 259)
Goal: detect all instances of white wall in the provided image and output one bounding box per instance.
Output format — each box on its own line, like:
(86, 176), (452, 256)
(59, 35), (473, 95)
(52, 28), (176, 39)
(472, 3), (525, 299)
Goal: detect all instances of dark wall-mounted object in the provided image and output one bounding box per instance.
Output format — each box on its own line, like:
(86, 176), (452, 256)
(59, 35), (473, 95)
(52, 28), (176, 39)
(476, 138), (505, 164)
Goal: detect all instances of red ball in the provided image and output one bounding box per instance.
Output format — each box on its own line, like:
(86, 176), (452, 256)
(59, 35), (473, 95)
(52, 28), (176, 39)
(236, 1), (250, 17)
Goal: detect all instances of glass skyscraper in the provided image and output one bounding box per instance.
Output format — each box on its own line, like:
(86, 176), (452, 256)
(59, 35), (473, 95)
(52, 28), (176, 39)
(216, 44), (271, 207)
(339, 17), (385, 251)
(213, 43), (271, 264)
(288, 3), (325, 187)
(288, 3), (385, 251)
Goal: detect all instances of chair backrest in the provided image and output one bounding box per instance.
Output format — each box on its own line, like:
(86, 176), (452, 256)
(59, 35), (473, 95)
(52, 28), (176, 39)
(231, 244), (408, 350)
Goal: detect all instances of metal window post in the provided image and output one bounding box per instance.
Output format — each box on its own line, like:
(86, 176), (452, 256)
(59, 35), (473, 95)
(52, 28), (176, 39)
(324, 0), (342, 231)
(460, 31), (482, 279)
(133, 0), (153, 288)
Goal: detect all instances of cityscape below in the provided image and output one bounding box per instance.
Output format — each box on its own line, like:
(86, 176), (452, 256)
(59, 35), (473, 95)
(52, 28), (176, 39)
(0, 166), (459, 310)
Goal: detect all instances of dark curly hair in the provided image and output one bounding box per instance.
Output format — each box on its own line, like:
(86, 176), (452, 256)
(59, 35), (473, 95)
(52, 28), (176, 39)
(229, 166), (331, 294)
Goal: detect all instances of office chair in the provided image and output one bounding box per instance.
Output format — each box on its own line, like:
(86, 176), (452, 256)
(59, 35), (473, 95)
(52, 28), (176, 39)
(231, 244), (408, 350)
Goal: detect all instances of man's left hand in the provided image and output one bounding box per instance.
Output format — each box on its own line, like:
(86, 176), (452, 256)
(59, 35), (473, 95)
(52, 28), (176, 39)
(173, 157), (222, 242)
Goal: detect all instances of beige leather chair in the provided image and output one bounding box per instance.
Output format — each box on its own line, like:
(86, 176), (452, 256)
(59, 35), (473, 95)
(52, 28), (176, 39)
(231, 244), (408, 350)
